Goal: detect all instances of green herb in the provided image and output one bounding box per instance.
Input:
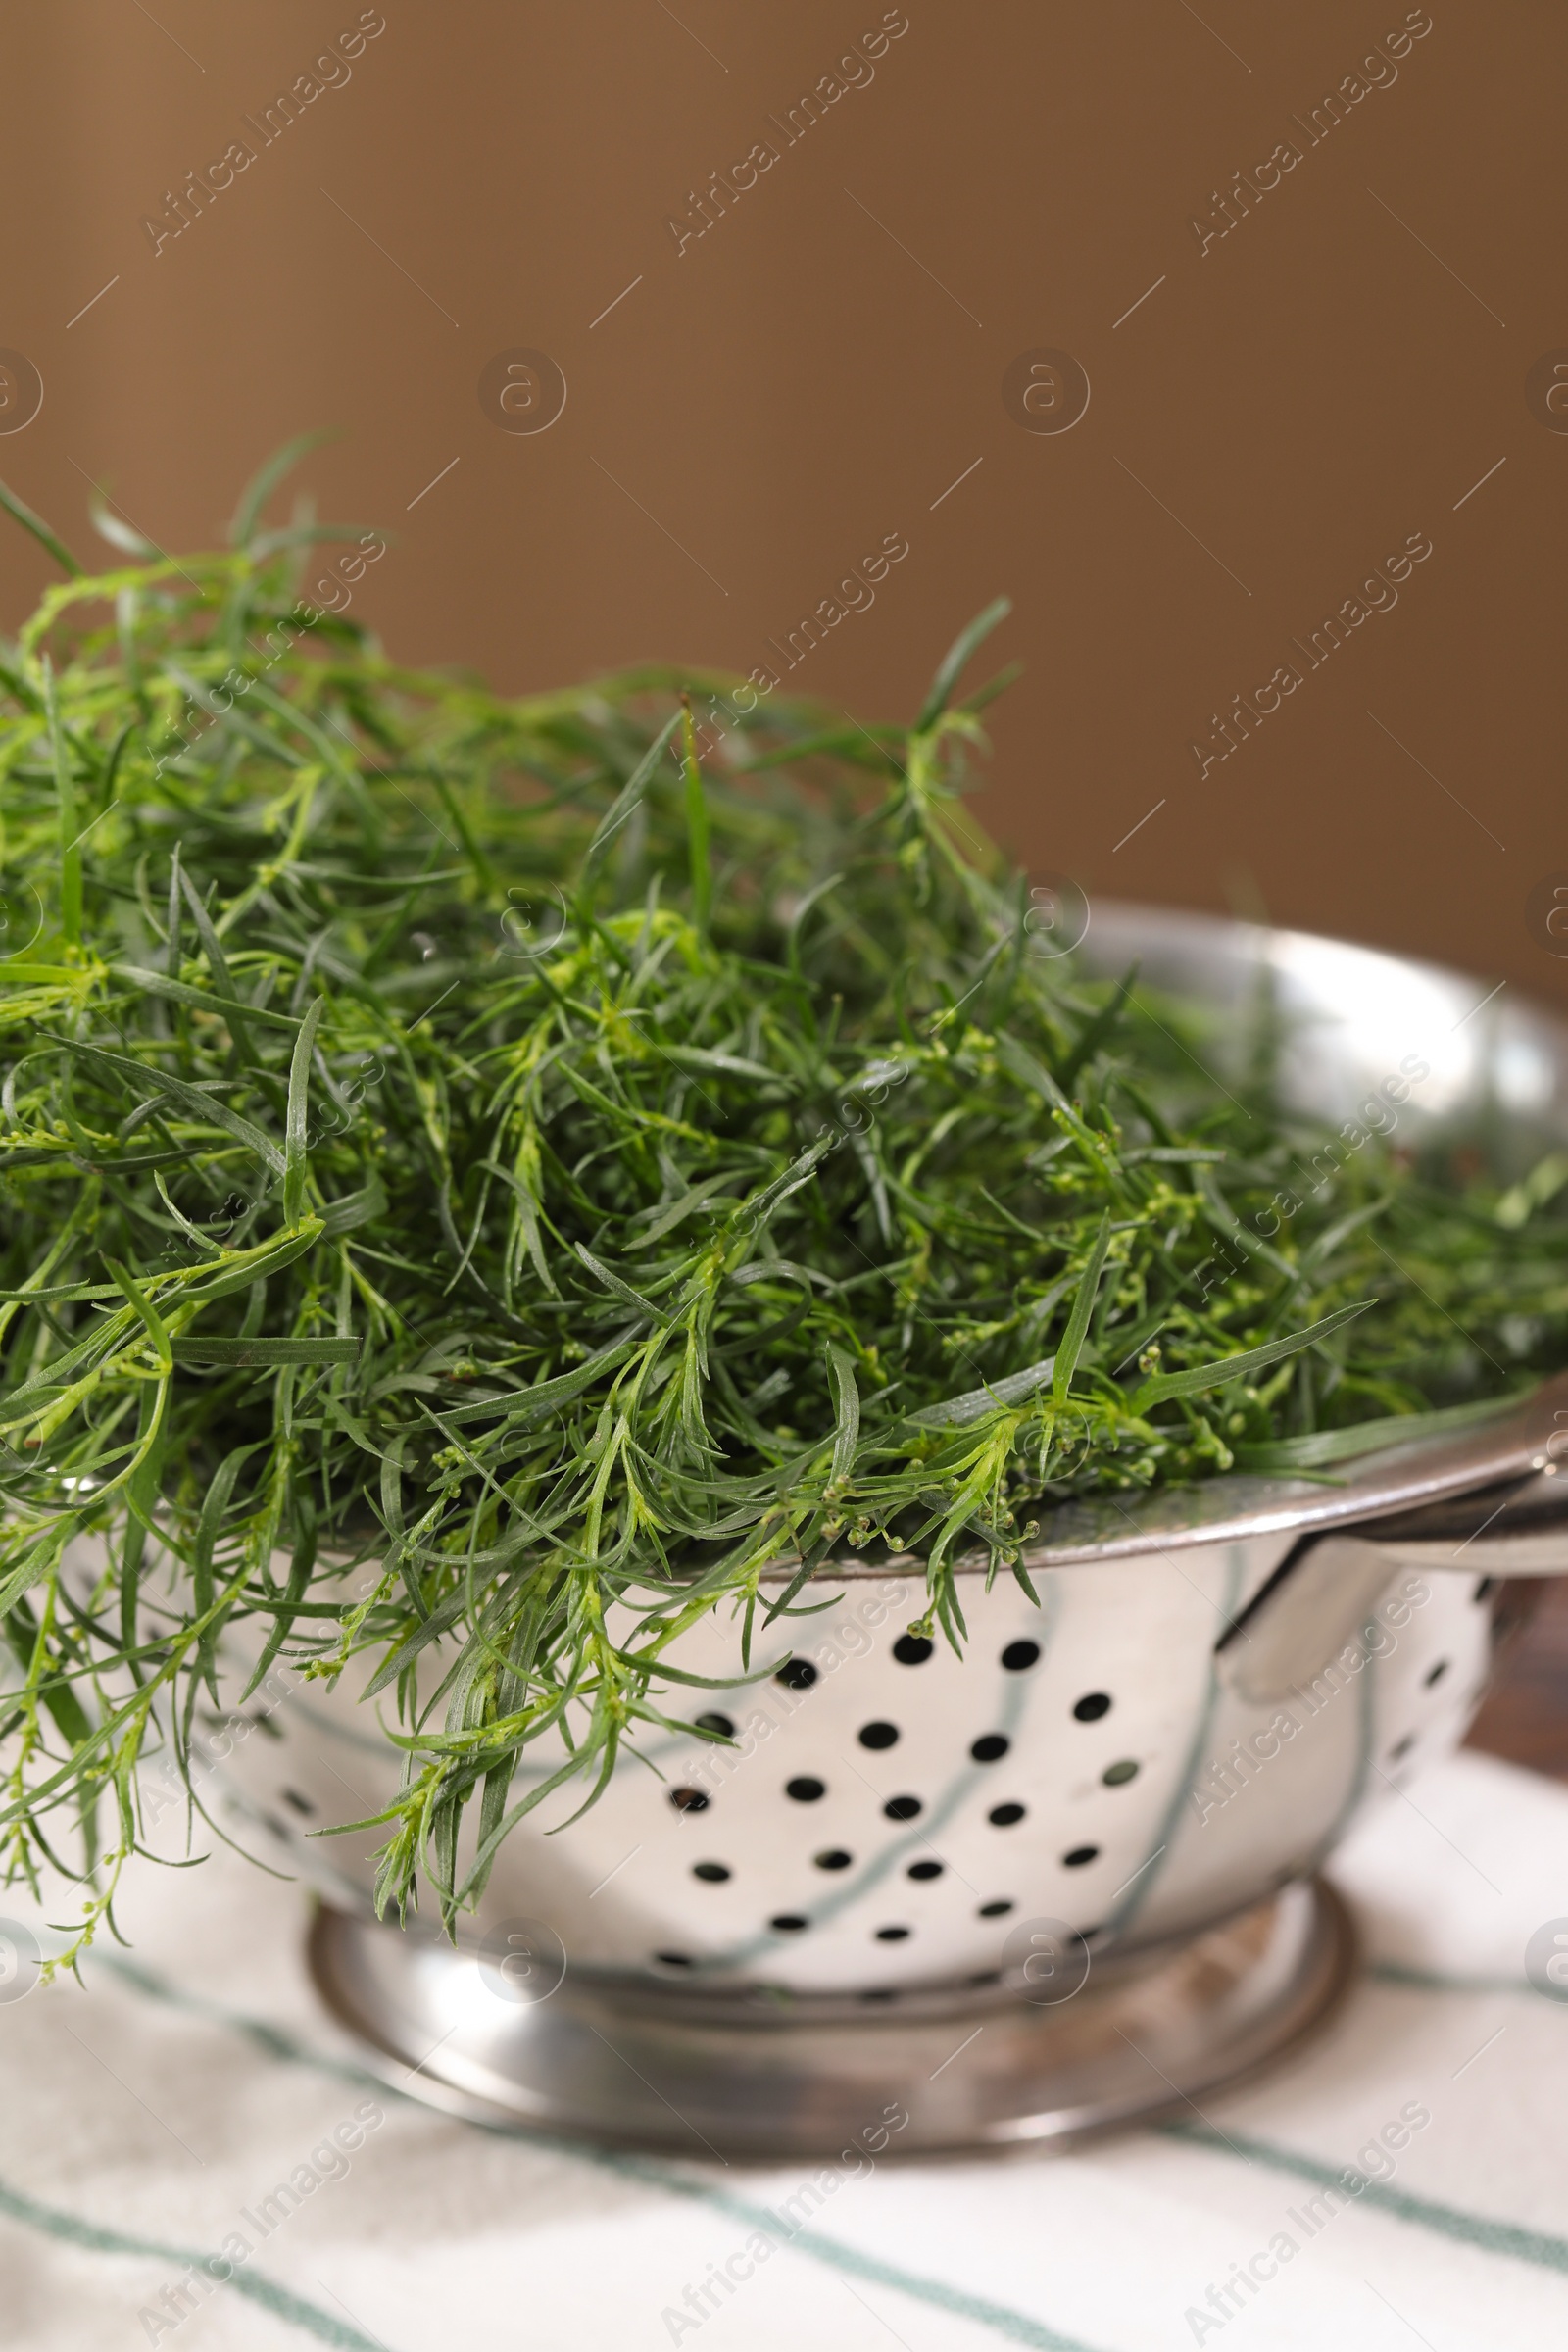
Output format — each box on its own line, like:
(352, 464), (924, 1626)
(0, 457), (1562, 1957)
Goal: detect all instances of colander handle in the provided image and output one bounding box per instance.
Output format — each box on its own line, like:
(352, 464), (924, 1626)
(1346, 1464), (1568, 1577)
(1215, 1470), (1568, 1704)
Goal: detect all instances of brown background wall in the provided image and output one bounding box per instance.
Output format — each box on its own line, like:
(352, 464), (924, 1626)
(1, 1), (1562, 1004)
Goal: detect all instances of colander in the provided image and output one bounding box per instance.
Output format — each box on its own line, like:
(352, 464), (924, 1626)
(202, 906), (1568, 2157)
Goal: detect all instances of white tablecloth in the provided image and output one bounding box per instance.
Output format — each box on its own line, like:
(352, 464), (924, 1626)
(2, 1745), (1565, 2351)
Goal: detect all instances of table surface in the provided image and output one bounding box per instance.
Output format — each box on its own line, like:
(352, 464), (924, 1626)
(1467, 1575), (1568, 1778)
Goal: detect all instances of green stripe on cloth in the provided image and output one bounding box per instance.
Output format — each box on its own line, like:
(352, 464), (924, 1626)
(1367, 1959), (1560, 2001)
(1162, 2122), (1568, 2276)
(0, 2174), (401, 2351)
(100, 1952), (384, 2084)
(582, 2149), (1116, 2352)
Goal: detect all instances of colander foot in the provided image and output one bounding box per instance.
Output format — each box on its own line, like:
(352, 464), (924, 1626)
(305, 1875), (1356, 2160)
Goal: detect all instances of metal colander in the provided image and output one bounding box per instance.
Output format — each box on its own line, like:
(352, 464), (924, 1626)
(195, 906), (1568, 2152)
(218, 1516), (1494, 1991)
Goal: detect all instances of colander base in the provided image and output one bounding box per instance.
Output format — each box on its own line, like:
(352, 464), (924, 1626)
(306, 1876), (1355, 2160)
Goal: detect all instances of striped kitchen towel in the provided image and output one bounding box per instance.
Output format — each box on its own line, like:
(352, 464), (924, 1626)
(0, 1743), (1564, 2352)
